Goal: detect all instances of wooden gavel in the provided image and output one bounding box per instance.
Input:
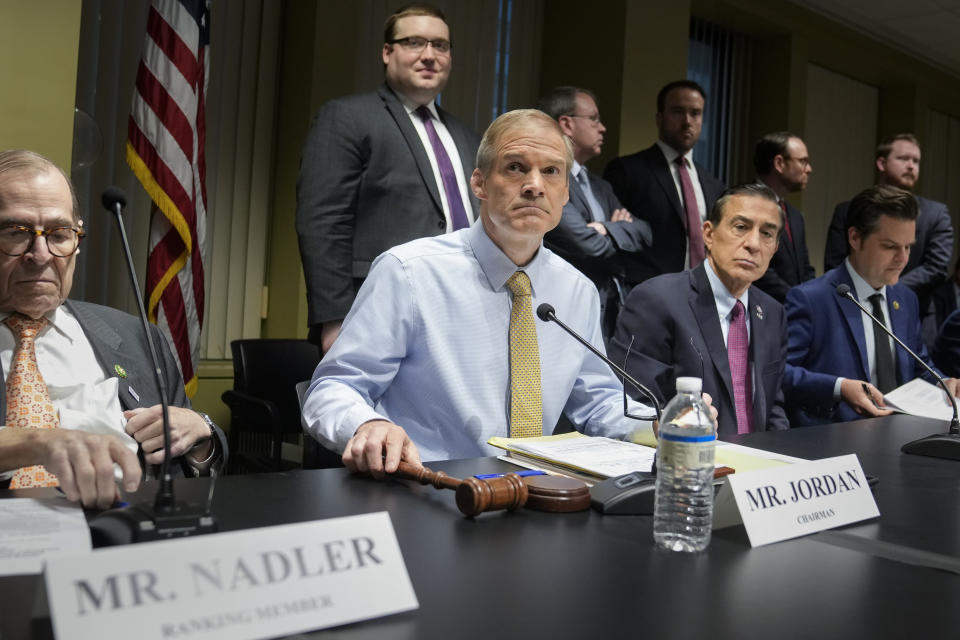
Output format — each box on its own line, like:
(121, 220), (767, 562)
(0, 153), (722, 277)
(393, 460), (528, 517)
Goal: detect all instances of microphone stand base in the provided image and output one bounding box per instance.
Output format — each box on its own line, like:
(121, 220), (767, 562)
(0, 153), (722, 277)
(901, 432), (960, 461)
(89, 501), (218, 547)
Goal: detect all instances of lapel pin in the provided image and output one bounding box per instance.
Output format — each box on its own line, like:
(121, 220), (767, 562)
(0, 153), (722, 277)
(128, 386), (140, 403)
(114, 364), (128, 378)
(893, 301), (900, 310)
(755, 304), (763, 320)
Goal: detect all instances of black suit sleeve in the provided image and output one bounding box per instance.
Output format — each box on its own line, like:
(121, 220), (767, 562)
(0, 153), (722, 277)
(823, 203), (848, 272)
(753, 263), (792, 303)
(295, 100), (366, 327)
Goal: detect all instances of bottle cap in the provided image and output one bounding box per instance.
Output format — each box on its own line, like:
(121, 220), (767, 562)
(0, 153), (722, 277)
(676, 376), (702, 393)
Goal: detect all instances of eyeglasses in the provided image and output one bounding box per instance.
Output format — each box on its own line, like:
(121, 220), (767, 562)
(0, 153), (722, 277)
(0, 225), (85, 257)
(783, 155), (810, 168)
(387, 36), (452, 54)
(568, 113), (602, 125)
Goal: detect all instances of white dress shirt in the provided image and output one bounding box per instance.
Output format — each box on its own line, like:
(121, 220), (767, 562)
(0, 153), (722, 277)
(399, 95), (474, 232)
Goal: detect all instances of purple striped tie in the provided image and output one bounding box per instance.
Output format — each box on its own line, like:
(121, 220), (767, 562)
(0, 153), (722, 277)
(728, 300), (753, 434)
(416, 106), (470, 230)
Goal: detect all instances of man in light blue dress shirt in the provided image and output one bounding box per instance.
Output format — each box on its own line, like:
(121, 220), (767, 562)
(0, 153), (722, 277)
(302, 109), (660, 476)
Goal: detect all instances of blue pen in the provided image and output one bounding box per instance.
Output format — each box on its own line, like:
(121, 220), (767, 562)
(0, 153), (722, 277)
(474, 470), (546, 479)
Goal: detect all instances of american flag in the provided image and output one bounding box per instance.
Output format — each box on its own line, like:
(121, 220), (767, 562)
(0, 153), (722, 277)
(126, 0), (210, 396)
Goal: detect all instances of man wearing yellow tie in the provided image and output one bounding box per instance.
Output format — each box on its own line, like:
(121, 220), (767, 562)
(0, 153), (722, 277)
(0, 150), (224, 510)
(303, 109), (662, 476)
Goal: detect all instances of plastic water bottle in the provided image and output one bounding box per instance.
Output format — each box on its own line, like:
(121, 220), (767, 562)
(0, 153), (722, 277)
(653, 376), (716, 552)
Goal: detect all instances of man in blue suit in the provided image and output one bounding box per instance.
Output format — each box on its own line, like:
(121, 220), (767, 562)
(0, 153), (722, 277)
(610, 183), (788, 436)
(538, 86), (651, 338)
(784, 185), (960, 426)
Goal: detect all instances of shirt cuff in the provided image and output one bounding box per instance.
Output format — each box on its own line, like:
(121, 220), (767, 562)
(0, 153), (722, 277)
(833, 377), (845, 401)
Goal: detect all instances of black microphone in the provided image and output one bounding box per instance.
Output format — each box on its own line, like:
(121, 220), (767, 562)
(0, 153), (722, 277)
(835, 284), (960, 460)
(536, 303), (661, 421)
(88, 187), (217, 545)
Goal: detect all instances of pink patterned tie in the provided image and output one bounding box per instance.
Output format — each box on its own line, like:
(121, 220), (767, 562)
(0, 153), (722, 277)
(5, 314), (60, 488)
(728, 301), (753, 434)
(675, 156), (704, 267)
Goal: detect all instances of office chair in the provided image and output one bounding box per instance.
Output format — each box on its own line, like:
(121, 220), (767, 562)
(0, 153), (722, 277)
(221, 339), (339, 473)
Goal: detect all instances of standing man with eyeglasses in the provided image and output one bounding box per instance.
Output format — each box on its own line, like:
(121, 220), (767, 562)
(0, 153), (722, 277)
(752, 132), (816, 303)
(296, 2), (481, 353)
(0, 150), (225, 510)
(537, 87), (651, 339)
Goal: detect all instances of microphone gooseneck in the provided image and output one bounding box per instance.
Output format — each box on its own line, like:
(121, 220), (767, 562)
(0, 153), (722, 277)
(87, 187), (217, 545)
(536, 303), (661, 421)
(834, 284), (960, 460)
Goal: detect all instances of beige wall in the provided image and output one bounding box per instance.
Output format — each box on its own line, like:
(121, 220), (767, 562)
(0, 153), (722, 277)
(0, 2), (82, 169)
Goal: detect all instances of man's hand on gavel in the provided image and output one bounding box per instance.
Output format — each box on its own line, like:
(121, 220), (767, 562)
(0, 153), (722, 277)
(343, 419), (422, 478)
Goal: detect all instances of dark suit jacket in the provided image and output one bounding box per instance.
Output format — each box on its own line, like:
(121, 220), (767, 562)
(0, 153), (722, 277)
(931, 280), (959, 329)
(933, 308), (960, 378)
(823, 195), (953, 312)
(544, 170), (651, 336)
(754, 200), (816, 302)
(295, 84), (481, 335)
(0, 300), (228, 478)
(783, 266), (938, 426)
(603, 144), (726, 286)
(609, 263), (789, 436)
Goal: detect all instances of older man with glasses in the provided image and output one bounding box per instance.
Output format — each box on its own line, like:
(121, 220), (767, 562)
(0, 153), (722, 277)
(0, 150), (225, 510)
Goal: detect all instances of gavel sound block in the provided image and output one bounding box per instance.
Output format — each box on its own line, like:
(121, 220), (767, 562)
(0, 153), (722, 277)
(392, 461), (591, 516)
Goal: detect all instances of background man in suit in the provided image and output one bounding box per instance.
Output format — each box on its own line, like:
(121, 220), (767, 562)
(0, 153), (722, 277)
(822, 134), (953, 344)
(609, 183), (788, 436)
(603, 79), (726, 287)
(752, 132), (816, 302)
(785, 185), (959, 426)
(296, 3), (480, 352)
(0, 150), (224, 510)
(538, 86), (651, 338)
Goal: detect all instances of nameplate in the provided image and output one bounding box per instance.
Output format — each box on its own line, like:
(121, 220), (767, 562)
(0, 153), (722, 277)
(713, 454), (879, 547)
(44, 512), (418, 640)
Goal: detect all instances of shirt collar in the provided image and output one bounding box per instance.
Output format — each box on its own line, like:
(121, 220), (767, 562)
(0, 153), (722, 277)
(467, 221), (545, 296)
(704, 258), (749, 319)
(845, 257), (886, 302)
(571, 160), (585, 180)
(397, 92), (438, 119)
(656, 139), (694, 166)
(0, 305), (73, 342)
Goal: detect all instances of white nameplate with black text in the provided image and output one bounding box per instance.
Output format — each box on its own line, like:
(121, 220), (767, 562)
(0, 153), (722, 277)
(713, 454), (879, 547)
(44, 512), (418, 640)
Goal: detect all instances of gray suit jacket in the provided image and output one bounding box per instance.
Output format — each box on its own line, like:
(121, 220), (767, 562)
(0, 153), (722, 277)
(0, 300), (227, 479)
(295, 84), (481, 337)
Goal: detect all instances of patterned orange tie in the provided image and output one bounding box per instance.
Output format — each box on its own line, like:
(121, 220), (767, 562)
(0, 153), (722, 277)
(5, 314), (59, 488)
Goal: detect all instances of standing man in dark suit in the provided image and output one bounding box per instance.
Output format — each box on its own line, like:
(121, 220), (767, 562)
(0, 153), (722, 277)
(785, 185), (959, 426)
(603, 80), (726, 287)
(296, 3), (480, 352)
(822, 134), (952, 343)
(752, 132), (816, 302)
(610, 184), (789, 436)
(537, 86), (651, 338)
(0, 150), (225, 510)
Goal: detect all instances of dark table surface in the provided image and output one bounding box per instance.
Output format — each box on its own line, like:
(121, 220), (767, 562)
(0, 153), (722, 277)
(2, 415), (959, 639)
